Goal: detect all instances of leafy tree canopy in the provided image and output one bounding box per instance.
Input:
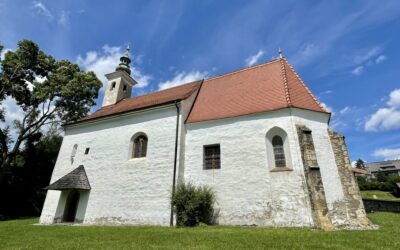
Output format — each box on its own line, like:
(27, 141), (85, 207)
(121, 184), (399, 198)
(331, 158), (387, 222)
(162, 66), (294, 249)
(355, 158), (365, 169)
(0, 40), (102, 183)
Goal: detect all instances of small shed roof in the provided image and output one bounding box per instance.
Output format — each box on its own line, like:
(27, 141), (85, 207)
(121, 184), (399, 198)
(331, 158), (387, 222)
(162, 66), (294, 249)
(351, 168), (371, 175)
(45, 165), (91, 190)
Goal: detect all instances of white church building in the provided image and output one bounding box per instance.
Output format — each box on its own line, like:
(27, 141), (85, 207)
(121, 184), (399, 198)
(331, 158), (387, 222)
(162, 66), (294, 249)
(40, 48), (371, 229)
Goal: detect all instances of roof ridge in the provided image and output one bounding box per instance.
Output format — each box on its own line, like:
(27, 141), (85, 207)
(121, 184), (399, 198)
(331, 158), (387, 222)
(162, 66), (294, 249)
(206, 58), (280, 82)
(366, 159), (400, 165)
(110, 60), (280, 104)
(279, 58), (292, 106)
(283, 59), (329, 113)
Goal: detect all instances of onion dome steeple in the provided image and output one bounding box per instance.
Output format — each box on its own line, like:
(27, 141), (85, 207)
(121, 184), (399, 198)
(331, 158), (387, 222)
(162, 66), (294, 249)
(116, 44), (132, 75)
(102, 43), (137, 107)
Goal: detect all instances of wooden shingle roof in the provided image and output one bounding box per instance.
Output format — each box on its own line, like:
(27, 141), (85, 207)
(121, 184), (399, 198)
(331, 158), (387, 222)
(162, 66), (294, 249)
(45, 165), (91, 190)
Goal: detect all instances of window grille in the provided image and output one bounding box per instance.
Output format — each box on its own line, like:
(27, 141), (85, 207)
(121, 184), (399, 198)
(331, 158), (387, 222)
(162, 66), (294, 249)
(272, 136), (286, 167)
(204, 144), (221, 169)
(132, 135), (147, 158)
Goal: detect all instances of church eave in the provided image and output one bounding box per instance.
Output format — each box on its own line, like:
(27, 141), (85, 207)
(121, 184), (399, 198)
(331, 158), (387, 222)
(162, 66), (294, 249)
(64, 100), (182, 127)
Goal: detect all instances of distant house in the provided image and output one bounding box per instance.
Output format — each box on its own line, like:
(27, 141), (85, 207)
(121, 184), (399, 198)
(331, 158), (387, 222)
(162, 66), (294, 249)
(365, 160), (400, 179)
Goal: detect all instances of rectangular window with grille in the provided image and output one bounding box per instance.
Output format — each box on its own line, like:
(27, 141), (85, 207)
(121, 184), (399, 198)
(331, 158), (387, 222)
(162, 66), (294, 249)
(203, 144), (221, 170)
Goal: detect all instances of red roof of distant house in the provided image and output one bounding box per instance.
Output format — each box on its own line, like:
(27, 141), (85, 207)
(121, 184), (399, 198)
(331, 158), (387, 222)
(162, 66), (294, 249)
(77, 58), (328, 124)
(351, 168), (371, 175)
(81, 80), (202, 122)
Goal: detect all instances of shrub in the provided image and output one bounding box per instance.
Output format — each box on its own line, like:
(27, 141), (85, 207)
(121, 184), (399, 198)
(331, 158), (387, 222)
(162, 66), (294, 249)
(171, 183), (215, 227)
(357, 175), (400, 192)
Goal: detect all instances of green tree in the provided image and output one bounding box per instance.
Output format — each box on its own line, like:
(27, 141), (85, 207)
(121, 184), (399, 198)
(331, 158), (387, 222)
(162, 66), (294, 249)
(0, 133), (63, 217)
(355, 158), (365, 169)
(0, 40), (102, 184)
(376, 171), (387, 182)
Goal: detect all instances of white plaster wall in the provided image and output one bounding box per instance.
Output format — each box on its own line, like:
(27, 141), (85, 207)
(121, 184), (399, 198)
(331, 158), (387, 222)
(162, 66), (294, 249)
(40, 190), (61, 224)
(291, 109), (345, 210)
(40, 105), (179, 225)
(40, 104), (346, 227)
(184, 109), (317, 227)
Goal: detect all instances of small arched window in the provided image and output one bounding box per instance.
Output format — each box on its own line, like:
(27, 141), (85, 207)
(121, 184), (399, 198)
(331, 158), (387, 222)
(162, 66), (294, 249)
(272, 136), (286, 167)
(110, 82), (116, 90)
(132, 134), (148, 158)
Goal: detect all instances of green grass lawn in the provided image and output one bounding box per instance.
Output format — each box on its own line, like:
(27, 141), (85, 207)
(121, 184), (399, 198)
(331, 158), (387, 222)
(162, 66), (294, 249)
(0, 213), (399, 249)
(361, 190), (400, 200)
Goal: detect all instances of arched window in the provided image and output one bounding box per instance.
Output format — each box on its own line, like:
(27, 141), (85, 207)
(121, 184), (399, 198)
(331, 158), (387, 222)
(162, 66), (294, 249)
(132, 134), (147, 158)
(272, 135), (286, 167)
(110, 81), (116, 90)
(71, 144), (78, 164)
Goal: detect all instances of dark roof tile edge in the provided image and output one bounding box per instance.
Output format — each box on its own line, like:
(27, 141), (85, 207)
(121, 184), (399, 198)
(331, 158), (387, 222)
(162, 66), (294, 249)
(284, 59), (330, 113)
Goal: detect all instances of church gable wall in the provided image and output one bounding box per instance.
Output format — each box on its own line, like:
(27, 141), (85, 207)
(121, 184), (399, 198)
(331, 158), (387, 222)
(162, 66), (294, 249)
(40, 106), (179, 225)
(184, 108), (319, 227)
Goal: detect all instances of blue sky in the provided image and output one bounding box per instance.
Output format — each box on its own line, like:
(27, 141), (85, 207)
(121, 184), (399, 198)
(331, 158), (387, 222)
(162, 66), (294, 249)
(1, 0), (400, 162)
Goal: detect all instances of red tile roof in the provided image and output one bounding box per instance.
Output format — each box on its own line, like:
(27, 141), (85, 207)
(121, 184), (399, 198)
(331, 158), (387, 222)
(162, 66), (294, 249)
(77, 58), (328, 125)
(351, 168), (371, 175)
(186, 58), (328, 123)
(81, 80), (202, 122)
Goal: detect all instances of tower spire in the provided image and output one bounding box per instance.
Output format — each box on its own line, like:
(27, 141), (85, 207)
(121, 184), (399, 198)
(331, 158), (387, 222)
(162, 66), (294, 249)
(116, 44), (132, 75)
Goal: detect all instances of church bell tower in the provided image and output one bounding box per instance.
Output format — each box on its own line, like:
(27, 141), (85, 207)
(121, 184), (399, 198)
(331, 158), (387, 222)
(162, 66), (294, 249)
(102, 45), (137, 107)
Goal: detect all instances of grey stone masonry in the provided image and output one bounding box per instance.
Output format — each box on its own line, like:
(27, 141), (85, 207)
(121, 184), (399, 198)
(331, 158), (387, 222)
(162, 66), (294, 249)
(328, 130), (372, 229)
(297, 125), (334, 230)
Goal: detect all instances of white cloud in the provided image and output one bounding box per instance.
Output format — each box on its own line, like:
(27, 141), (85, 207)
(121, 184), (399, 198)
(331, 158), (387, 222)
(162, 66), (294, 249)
(365, 107), (400, 131)
(291, 43), (320, 67)
(33, 1), (53, 20)
(320, 102), (333, 113)
(339, 106), (350, 115)
(351, 65), (364, 75)
(32, 2), (72, 27)
(365, 89), (400, 131)
(1, 48), (12, 60)
(1, 97), (24, 125)
(320, 90), (333, 95)
(353, 47), (381, 65)
(375, 55), (387, 64)
(76, 45), (152, 90)
(387, 89), (400, 108)
(373, 148), (400, 160)
(245, 50), (265, 67)
(57, 10), (70, 26)
(0, 97), (25, 141)
(350, 48), (386, 76)
(329, 119), (346, 130)
(158, 71), (208, 90)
